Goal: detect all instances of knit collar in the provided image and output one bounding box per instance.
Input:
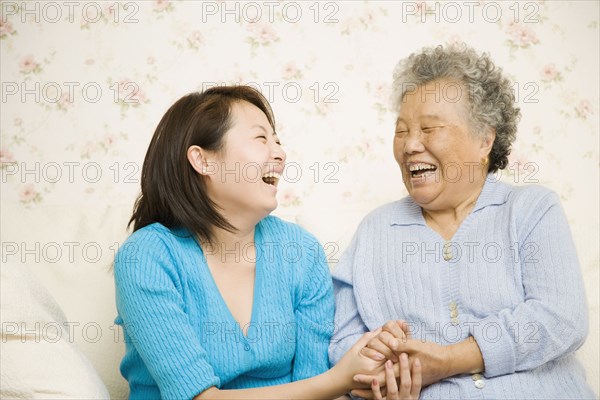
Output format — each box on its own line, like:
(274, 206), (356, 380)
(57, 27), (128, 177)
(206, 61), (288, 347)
(390, 174), (511, 226)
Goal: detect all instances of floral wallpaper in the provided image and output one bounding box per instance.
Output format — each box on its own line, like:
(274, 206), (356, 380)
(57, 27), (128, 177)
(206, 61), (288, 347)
(1, 0), (598, 221)
(1, 0), (598, 396)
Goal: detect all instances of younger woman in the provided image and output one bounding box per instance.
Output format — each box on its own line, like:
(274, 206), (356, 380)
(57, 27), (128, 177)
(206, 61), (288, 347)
(114, 86), (421, 399)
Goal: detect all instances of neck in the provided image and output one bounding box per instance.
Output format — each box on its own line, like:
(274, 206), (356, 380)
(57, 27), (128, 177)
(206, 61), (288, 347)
(212, 223), (255, 247)
(422, 179), (486, 239)
(201, 212), (260, 264)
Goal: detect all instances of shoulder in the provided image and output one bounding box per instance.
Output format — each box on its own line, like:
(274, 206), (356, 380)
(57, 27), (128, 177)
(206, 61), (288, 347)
(473, 177), (560, 217)
(114, 223), (192, 279)
(117, 223), (189, 257)
(493, 181), (565, 239)
(366, 199), (407, 220)
(353, 199), (408, 234)
(505, 182), (561, 216)
(508, 182), (557, 202)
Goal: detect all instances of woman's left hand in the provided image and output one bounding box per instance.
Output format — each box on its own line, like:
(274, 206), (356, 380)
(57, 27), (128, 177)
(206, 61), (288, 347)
(360, 320), (411, 363)
(354, 337), (450, 388)
(356, 355), (422, 400)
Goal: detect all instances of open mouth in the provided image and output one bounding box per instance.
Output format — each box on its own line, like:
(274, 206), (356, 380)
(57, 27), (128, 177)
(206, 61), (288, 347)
(408, 163), (437, 178)
(261, 171), (281, 186)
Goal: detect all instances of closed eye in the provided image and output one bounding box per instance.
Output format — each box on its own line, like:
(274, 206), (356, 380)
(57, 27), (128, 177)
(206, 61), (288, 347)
(423, 126), (444, 132)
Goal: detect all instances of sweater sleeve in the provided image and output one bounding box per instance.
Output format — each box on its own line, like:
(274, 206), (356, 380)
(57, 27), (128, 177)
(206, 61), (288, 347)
(328, 231), (369, 366)
(467, 191), (589, 378)
(291, 233), (335, 381)
(114, 228), (220, 399)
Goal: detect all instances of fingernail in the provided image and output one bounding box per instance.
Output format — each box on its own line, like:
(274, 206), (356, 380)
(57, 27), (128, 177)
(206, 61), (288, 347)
(386, 360), (393, 368)
(375, 353), (385, 361)
(372, 378), (378, 386)
(401, 352), (408, 361)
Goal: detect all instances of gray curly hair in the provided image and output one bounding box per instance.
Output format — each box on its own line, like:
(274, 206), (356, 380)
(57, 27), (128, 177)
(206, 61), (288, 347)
(391, 44), (521, 172)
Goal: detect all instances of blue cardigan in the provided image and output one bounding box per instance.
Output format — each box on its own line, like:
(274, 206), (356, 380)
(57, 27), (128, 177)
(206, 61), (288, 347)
(329, 176), (595, 399)
(114, 216), (334, 399)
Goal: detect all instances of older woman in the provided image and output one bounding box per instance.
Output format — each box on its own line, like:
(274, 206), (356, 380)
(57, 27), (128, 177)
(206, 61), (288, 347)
(329, 45), (596, 399)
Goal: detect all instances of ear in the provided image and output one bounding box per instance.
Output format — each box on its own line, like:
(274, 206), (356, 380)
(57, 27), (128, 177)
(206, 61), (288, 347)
(480, 127), (496, 158)
(187, 145), (210, 175)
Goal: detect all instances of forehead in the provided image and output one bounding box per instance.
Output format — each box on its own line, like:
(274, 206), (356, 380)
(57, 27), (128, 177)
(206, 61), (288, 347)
(398, 79), (469, 121)
(227, 100), (278, 141)
(230, 101), (270, 125)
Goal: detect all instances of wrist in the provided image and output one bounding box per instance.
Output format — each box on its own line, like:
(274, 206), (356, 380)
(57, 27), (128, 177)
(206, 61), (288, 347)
(446, 338), (484, 376)
(327, 363), (353, 393)
(441, 343), (456, 379)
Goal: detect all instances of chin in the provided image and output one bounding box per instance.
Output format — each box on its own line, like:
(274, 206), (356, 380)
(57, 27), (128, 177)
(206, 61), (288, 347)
(262, 200), (278, 214)
(408, 187), (438, 207)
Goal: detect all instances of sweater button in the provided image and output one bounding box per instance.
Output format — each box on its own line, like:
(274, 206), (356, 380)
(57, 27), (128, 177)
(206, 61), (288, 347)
(244, 344), (251, 351)
(443, 243), (452, 261)
(474, 379), (485, 389)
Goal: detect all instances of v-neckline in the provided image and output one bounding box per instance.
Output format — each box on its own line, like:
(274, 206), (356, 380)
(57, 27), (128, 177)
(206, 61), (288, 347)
(423, 211), (473, 244)
(195, 225), (263, 339)
(420, 183), (486, 243)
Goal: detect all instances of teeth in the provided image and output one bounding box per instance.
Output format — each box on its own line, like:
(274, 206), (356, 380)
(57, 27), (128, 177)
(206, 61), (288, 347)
(408, 163), (436, 172)
(262, 172), (281, 179)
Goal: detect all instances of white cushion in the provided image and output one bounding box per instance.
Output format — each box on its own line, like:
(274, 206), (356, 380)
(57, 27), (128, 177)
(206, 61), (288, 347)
(1, 202), (132, 399)
(0, 262), (109, 399)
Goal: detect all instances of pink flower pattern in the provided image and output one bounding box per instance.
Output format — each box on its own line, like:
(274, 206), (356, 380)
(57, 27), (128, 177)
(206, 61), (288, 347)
(282, 62), (301, 80)
(0, 19), (16, 38)
(575, 100), (593, 119)
(506, 22), (539, 48)
(279, 187), (300, 207)
(0, 147), (15, 165)
(540, 64), (561, 82)
(153, 0), (172, 12)
(19, 184), (41, 204)
(187, 31), (204, 49)
(19, 55), (40, 74)
(247, 23), (279, 47)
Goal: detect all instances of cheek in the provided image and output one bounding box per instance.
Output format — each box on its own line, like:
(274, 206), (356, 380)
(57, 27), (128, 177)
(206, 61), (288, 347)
(393, 138), (404, 161)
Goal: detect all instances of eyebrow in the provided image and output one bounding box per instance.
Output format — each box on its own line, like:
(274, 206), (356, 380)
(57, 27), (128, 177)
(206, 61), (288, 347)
(396, 114), (445, 124)
(251, 124), (278, 137)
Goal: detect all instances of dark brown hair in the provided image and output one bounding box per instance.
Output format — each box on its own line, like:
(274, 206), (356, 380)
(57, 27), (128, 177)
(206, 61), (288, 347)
(129, 85), (276, 243)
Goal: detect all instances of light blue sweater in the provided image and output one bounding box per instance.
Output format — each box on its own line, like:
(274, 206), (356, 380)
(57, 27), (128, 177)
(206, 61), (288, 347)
(114, 216), (334, 399)
(329, 176), (596, 399)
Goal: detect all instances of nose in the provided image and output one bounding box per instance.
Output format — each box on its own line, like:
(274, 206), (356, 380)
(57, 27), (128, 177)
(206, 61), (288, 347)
(403, 130), (425, 155)
(271, 141), (286, 164)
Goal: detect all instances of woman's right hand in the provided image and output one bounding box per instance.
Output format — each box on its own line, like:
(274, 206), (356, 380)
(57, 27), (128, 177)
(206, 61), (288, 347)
(333, 328), (388, 391)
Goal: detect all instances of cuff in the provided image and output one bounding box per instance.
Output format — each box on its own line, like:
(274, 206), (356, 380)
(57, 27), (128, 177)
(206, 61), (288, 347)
(466, 315), (516, 378)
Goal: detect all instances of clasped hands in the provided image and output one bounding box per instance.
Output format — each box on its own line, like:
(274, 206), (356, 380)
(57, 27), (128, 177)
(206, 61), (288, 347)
(350, 320), (450, 399)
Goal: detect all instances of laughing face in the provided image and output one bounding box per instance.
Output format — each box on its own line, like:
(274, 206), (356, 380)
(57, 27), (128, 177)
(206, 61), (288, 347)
(393, 79), (494, 211)
(203, 100), (286, 220)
